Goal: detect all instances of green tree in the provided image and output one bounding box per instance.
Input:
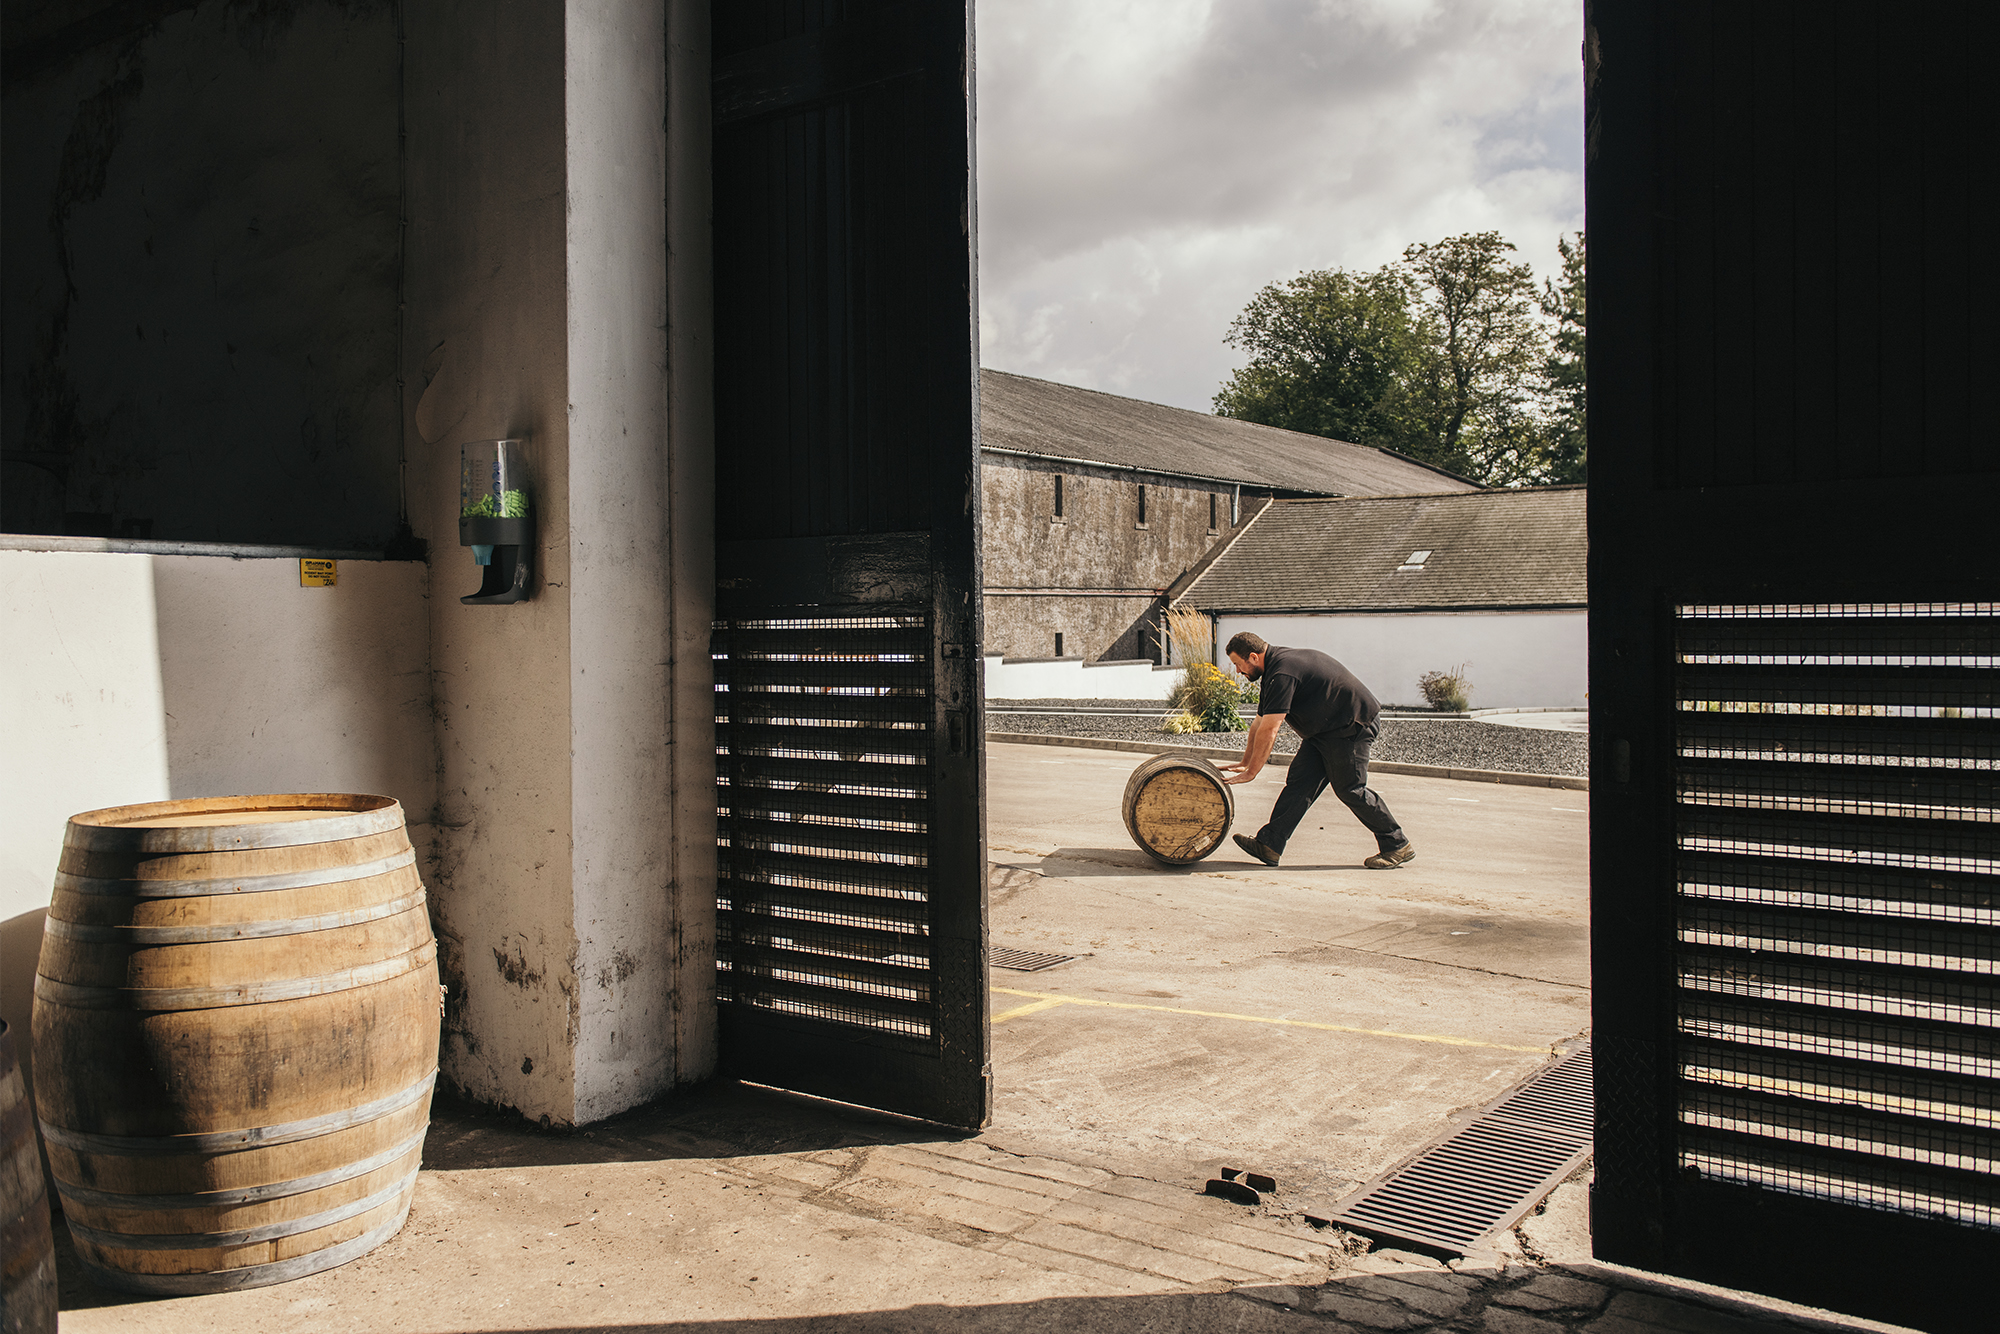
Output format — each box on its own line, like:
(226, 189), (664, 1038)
(1537, 231), (1587, 484)
(1215, 230), (1586, 487)
(1212, 266), (1418, 450)
(1396, 231), (1548, 483)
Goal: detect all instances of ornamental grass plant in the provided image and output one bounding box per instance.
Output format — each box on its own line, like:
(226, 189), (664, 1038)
(1162, 607), (1252, 732)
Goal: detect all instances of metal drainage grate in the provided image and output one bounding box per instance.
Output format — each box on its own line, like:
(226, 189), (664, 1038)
(991, 948), (1074, 972)
(1321, 1042), (1593, 1256)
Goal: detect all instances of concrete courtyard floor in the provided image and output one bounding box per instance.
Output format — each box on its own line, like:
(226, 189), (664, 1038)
(51, 743), (1917, 1333)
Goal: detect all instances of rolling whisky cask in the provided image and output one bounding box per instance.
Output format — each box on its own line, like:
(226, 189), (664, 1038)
(2, 1019), (57, 1333)
(1121, 755), (1235, 865)
(31, 794), (439, 1295)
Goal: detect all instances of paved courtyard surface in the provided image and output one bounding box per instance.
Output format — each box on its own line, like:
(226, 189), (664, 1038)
(48, 744), (1918, 1333)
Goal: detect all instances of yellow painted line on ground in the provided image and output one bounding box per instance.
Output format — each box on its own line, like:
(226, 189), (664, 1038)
(991, 997), (1071, 1024)
(990, 986), (1548, 1053)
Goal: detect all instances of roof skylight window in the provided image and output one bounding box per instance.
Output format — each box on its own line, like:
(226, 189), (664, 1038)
(1397, 549), (1433, 573)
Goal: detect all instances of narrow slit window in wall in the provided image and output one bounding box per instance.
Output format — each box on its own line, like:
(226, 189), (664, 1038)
(1209, 493), (1218, 531)
(1137, 484), (1147, 526)
(1053, 474), (1064, 519)
(1055, 632), (1065, 657)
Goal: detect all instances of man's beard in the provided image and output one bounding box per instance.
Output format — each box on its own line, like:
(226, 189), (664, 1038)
(1243, 664), (1262, 681)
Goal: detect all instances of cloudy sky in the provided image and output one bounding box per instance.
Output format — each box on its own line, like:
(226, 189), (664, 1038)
(974, 0), (1586, 412)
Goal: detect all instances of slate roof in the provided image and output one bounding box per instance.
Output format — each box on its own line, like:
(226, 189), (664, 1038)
(1182, 488), (1587, 612)
(979, 368), (1476, 497)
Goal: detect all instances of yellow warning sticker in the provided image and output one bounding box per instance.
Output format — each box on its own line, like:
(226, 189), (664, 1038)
(300, 558), (338, 587)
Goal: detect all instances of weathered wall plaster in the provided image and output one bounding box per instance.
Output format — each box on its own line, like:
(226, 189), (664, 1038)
(983, 592), (1166, 664)
(406, 0), (711, 1124)
(981, 454), (1251, 660)
(1, 0), (404, 547)
(663, 0), (720, 1095)
(405, 0), (578, 1122)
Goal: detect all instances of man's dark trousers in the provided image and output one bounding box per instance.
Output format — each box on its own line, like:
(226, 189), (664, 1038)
(1255, 724), (1407, 855)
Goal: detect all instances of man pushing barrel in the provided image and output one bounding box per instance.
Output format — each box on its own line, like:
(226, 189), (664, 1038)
(1217, 631), (1416, 869)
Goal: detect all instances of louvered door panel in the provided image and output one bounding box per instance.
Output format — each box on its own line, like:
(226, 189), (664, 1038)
(716, 610), (935, 1038)
(1671, 603), (2000, 1230)
(708, 0), (986, 1128)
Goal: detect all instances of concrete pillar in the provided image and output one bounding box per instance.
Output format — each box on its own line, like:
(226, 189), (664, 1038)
(664, 0), (719, 1086)
(405, 0), (714, 1126)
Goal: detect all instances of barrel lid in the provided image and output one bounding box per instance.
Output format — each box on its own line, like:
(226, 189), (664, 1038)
(64, 795), (405, 853)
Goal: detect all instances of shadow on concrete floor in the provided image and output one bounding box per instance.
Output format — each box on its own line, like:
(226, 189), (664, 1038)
(1038, 848), (1370, 876)
(419, 1079), (977, 1173)
(52, 1080), (980, 1314)
(1037, 848), (1191, 875)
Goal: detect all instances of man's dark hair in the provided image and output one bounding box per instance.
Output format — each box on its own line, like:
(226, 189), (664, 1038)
(1225, 631), (1268, 659)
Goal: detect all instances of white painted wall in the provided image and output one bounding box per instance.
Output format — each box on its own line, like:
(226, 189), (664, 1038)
(0, 545), (433, 1109)
(149, 555), (437, 802)
(1214, 610), (1589, 709)
(2, 550), (168, 1076)
(408, 0), (577, 1122)
(983, 656), (1176, 701)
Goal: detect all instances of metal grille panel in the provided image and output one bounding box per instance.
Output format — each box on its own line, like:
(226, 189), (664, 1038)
(990, 948), (1073, 973)
(1672, 602), (2000, 1230)
(1324, 1044), (1593, 1255)
(716, 612), (938, 1039)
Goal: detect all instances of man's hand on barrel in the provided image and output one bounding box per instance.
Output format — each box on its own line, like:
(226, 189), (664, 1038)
(1221, 713), (1284, 784)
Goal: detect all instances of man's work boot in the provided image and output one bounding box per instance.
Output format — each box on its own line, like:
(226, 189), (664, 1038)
(1233, 833), (1281, 866)
(1364, 841), (1417, 870)
(1368, 840), (1416, 872)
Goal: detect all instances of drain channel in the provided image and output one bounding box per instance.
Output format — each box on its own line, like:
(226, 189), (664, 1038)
(1320, 1041), (1592, 1256)
(990, 948), (1074, 972)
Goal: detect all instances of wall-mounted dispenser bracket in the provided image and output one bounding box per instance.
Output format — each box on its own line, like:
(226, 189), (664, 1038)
(459, 438), (532, 605)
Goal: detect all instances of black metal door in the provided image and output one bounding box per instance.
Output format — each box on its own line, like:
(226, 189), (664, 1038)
(1588, 3), (1999, 1326)
(708, 1), (988, 1128)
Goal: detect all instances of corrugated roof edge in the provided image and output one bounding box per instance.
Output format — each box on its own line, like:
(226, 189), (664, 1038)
(1363, 444), (1481, 489)
(1194, 602), (1589, 614)
(1256, 483), (1586, 506)
(980, 368), (1482, 492)
(977, 444), (1319, 494)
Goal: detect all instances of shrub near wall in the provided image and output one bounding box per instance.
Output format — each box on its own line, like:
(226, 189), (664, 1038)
(1417, 664), (1472, 712)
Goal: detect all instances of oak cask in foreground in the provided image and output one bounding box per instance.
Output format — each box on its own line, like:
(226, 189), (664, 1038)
(31, 795), (440, 1295)
(1121, 755), (1235, 865)
(2, 1019), (57, 1332)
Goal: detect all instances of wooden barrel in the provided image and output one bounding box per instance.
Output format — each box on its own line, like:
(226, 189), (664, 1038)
(2, 1019), (58, 1333)
(31, 795), (439, 1296)
(1122, 755), (1235, 865)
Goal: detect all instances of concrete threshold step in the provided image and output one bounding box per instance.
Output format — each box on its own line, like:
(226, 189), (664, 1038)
(724, 1138), (1337, 1289)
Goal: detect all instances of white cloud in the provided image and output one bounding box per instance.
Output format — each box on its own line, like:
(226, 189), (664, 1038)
(975, 0), (1586, 410)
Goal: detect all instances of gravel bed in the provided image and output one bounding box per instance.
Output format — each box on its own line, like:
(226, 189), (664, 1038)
(987, 710), (1588, 777)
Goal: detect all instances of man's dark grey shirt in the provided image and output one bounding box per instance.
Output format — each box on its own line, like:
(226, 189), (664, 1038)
(1255, 645), (1381, 739)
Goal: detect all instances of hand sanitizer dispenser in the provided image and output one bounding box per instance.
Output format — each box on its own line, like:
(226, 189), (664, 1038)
(459, 438), (531, 605)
